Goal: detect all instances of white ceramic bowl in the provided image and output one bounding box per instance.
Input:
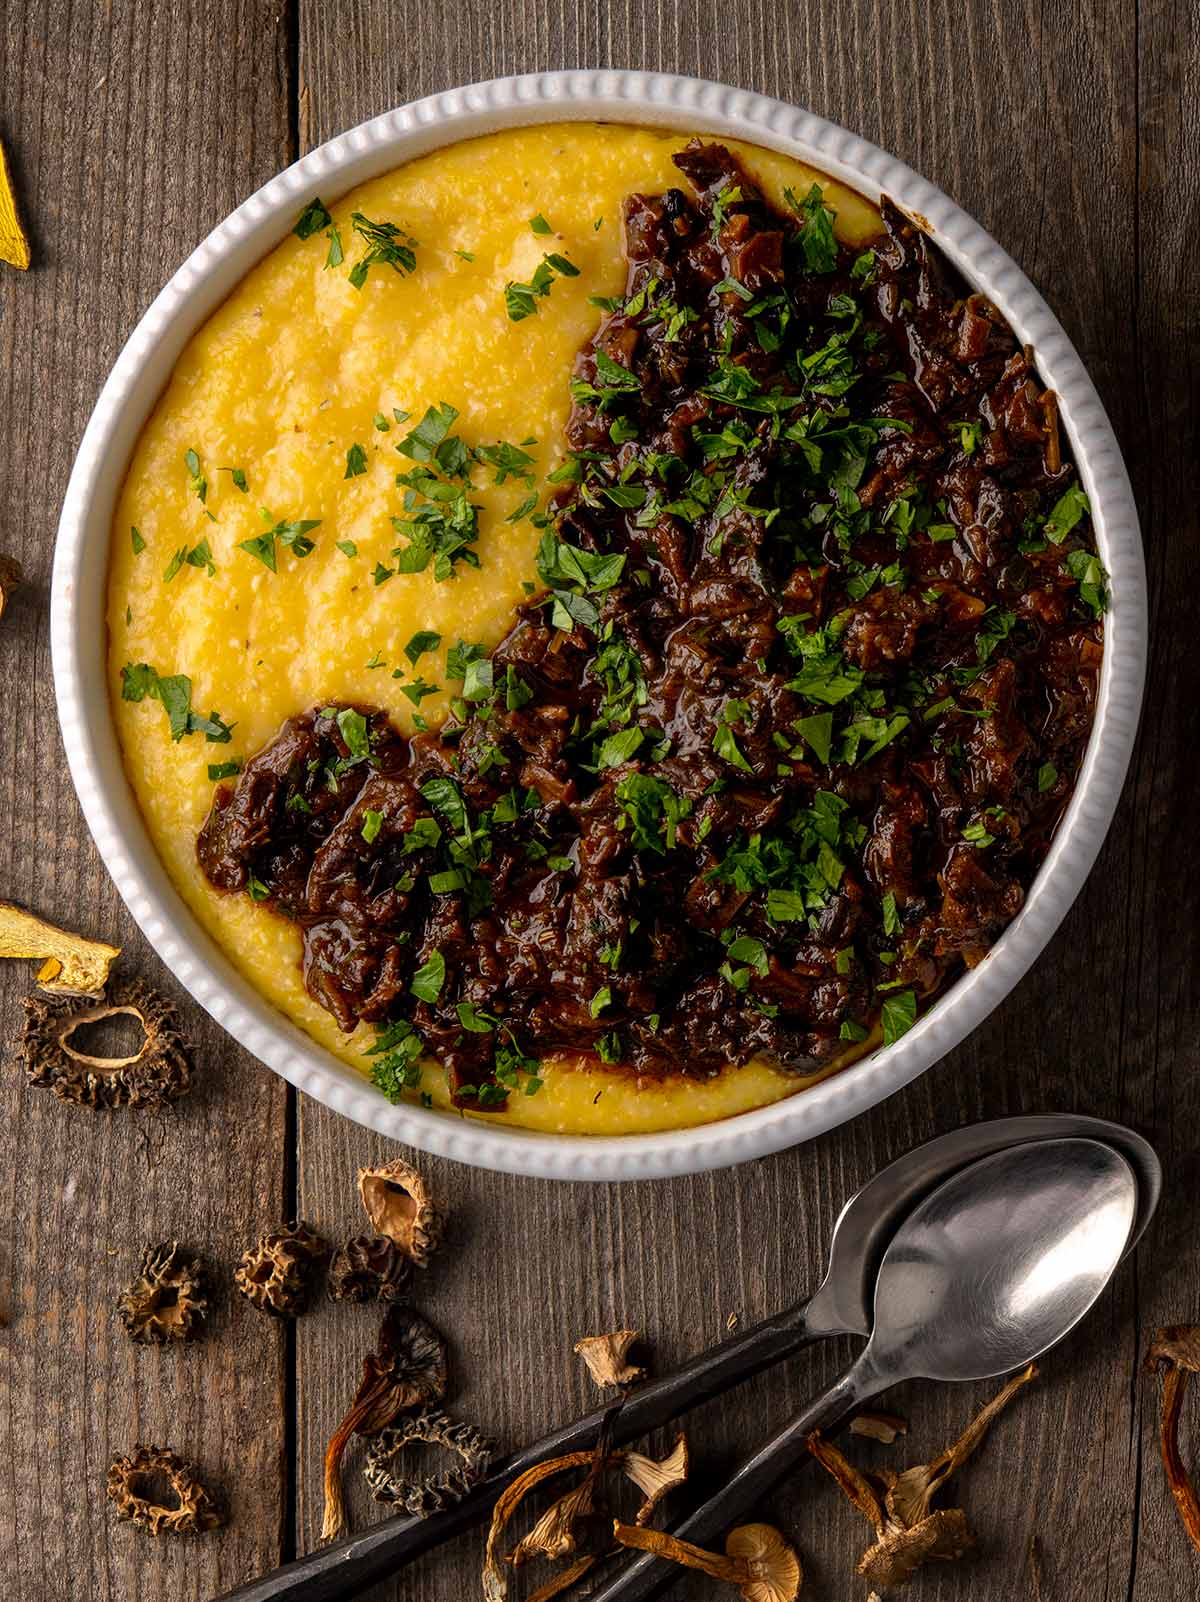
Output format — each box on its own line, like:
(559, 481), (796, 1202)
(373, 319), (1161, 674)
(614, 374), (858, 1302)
(52, 70), (1146, 1181)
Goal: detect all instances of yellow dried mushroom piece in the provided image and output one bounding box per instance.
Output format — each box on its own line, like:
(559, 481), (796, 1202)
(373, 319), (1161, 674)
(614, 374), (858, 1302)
(0, 135), (30, 271)
(574, 1328), (646, 1389)
(117, 1242), (211, 1345)
(808, 1362), (1037, 1587)
(357, 1156), (445, 1266)
(234, 1222), (329, 1317)
(613, 1519), (802, 1602)
(20, 978), (191, 1109)
(0, 902), (119, 995)
(106, 1443), (223, 1536)
(0, 554), (22, 621)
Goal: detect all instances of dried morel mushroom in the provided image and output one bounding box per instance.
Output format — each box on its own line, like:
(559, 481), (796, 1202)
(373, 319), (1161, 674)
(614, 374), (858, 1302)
(363, 1408), (494, 1515)
(234, 1222), (329, 1317)
(322, 1305), (449, 1541)
(1145, 1326), (1200, 1556)
(0, 902), (120, 995)
(357, 1157), (445, 1266)
(117, 1242), (211, 1345)
(574, 1329), (646, 1389)
(482, 1436), (689, 1602)
(613, 1520), (802, 1602)
(327, 1234), (412, 1303)
(21, 978), (191, 1109)
(0, 554), (22, 621)
(106, 1443), (223, 1536)
(808, 1363), (1037, 1587)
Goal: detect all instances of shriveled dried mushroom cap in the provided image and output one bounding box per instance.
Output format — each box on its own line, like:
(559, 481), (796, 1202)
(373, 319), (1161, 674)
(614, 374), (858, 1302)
(21, 978), (189, 1109)
(357, 1158), (445, 1266)
(234, 1222), (329, 1317)
(725, 1523), (803, 1602)
(0, 902), (119, 995)
(574, 1329), (645, 1389)
(857, 1506), (972, 1585)
(106, 1443), (223, 1536)
(623, 1434), (689, 1525)
(327, 1234), (412, 1303)
(117, 1242), (211, 1345)
(363, 1408), (494, 1516)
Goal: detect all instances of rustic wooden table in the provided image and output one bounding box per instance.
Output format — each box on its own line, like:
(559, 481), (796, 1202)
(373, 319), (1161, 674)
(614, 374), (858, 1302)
(2, 2), (1196, 1599)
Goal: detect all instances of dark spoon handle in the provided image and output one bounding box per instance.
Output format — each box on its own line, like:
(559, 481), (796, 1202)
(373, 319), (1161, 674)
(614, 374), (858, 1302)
(586, 1364), (868, 1602)
(216, 1298), (824, 1601)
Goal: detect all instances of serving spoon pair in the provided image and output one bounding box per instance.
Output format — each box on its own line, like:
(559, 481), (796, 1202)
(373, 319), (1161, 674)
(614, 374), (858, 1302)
(220, 1114), (1159, 1602)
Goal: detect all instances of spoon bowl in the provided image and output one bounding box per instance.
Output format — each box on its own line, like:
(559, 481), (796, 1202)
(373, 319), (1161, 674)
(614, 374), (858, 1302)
(865, 1137), (1137, 1382)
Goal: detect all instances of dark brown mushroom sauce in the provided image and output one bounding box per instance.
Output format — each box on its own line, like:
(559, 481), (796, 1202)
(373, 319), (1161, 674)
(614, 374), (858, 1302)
(198, 142), (1106, 1110)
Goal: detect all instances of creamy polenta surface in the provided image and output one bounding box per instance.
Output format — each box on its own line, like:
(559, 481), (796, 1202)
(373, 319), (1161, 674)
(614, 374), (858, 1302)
(107, 124), (881, 1134)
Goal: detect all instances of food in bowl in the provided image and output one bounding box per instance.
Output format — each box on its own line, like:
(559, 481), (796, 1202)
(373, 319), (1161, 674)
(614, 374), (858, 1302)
(108, 124), (1106, 1134)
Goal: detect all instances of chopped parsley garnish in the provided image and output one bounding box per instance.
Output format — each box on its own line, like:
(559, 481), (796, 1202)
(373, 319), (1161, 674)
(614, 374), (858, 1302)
(238, 514), (321, 572)
(293, 197), (333, 239)
(881, 990), (917, 1046)
(345, 442), (368, 478)
(130, 526), (146, 554)
(504, 252), (580, 321)
(410, 950), (445, 1003)
(120, 663), (233, 743)
(184, 448), (208, 505)
(1044, 482), (1090, 544)
(785, 183), (839, 274)
(404, 629), (442, 666)
(207, 760), (242, 781)
(529, 214), (553, 235)
(348, 212), (419, 288)
(163, 538), (215, 582)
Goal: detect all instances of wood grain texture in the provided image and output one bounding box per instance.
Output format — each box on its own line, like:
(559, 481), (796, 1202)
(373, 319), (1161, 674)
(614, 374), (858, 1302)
(1, 0), (1197, 1598)
(0, 3), (294, 1600)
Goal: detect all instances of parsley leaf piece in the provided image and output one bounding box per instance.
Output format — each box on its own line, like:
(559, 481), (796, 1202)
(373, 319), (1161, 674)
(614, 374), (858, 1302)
(335, 708), (370, 760)
(344, 442), (368, 478)
(881, 890), (901, 936)
(881, 989), (917, 1046)
(456, 1001), (493, 1033)
(130, 526), (146, 555)
(208, 760), (242, 781)
(184, 447), (208, 505)
(325, 224), (343, 269)
(1037, 761), (1059, 793)
(410, 950), (446, 1003)
(294, 198), (333, 239)
(589, 985), (612, 1018)
(529, 213), (553, 235)
(786, 182), (839, 273)
(347, 211), (419, 288)
(597, 726), (644, 769)
(336, 540), (358, 558)
(360, 807), (384, 844)
(1044, 482), (1090, 544)
(404, 629), (442, 667)
(792, 711), (833, 766)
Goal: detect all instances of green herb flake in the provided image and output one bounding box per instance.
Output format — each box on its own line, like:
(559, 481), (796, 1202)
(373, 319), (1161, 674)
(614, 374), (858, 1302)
(130, 526), (146, 555)
(360, 807), (384, 844)
(344, 442), (369, 478)
(410, 950), (446, 1003)
(881, 989), (917, 1046)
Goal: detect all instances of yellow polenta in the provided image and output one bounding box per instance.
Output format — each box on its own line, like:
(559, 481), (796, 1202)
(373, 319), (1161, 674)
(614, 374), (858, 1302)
(107, 124), (882, 1135)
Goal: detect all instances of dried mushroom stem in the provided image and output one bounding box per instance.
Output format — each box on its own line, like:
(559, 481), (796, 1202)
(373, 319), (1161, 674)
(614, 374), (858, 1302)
(574, 1329), (646, 1389)
(0, 553), (22, 620)
(1146, 1326), (1200, 1556)
(808, 1363), (1037, 1588)
(0, 903), (120, 995)
(357, 1157), (445, 1266)
(613, 1520), (802, 1602)
(321, 1306), (448, 1542)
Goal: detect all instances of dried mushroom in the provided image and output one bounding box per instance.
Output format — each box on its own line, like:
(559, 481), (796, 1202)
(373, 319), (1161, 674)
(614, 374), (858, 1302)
(482, 1436), (689, 1602)
(234, 1222), (329, 1317)
(357, 1157), (445, 1266)
(0, 554), (22, 621)
(850, 1412), (909, 1445)
(1145, 1325), (1200, 1555)
(613, 1520), (802, 1602)
(20, 978), (191, 1109)
(574, 1329), (645, 1389)
(808, 1363), (1037, 1587)
(327, 1234), (412, 1303)
(363, 1408), (494, 1515)
(117, 1242), (211, 1345)
(0, 902), (119, 995)
(321, 1305), (448, 1541)
(106, 1443), (223, 1535)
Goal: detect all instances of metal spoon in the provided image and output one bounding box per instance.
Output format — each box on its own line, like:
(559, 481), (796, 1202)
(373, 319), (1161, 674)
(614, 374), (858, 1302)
(216, 1117), (1156, 1602)
(589, 1136), (1139, 1602)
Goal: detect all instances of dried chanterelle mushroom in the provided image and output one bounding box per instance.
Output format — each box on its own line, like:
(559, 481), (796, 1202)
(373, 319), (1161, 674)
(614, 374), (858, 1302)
(808, 1363), (1037, 1587)
(613, 1520), (802, 1602)
(574, 1329), (646, 1389)
(234, 1222), (329, 1317)
(117, 1242), (211, 1345)
(20, 978), (191, 1109)
(106, 1443), (223, 1536)
(357, 1157), (445, 1266)
(364, 1408), (494, 1516)
(0, 133), (30, 271)
(0, 903), (119, 995)
(1146, 1326), (1200, 1556)
(481, 1436), (690, 1602)
(322, 1305), (449, 1541)
(0, 554), (22, 621)
(327, 1234), (412, 1304)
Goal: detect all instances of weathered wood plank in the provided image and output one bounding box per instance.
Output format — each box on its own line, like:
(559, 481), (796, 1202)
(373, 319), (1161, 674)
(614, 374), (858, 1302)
(291, 3), (1200, 1601)
(0, 3), (293, 1599)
